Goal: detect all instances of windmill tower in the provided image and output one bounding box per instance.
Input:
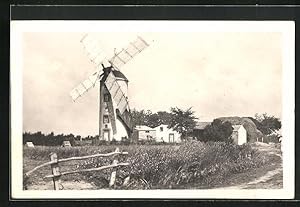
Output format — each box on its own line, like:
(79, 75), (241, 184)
(70, 34), (149, 142)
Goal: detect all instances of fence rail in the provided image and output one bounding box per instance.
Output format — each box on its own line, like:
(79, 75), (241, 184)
(44, 162), (129, 178)
(24, 147), (129, 190)
(25, 150), (128, 177)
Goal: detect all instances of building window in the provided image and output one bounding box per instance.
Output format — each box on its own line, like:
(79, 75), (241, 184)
(103, 115), (109, 123)
(160, 127), (163, 132)
(145, 130), (150, 133)
(104, 94), (109, 102)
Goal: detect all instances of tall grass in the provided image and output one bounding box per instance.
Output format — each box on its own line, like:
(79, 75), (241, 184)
(23, 141), (279, 189)
(23, 145), (116, 160)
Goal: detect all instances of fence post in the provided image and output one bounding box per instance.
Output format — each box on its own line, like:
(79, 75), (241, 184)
(123, 176), (130, 187)
(109, 148), (119, 188)
(49, 152), (61, 190)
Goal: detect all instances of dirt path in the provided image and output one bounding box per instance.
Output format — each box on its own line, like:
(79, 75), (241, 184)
(215, 142), (283, 190)
(24, 159), (99, 190)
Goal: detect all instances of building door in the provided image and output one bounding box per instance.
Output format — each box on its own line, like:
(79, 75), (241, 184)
(169, 133), (175, 143)
(103, 130), (110, 141)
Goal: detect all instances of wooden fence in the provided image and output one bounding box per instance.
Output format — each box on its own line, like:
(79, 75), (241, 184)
(24, 147), (129, 190)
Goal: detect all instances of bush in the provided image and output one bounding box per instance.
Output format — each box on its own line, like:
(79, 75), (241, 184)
(201, 120), (233, 142)
(121, 137), (130, 145)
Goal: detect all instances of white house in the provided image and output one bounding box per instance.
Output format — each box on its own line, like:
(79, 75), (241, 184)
(154, 124), (181, 143)
(231, 125), (247, 145)
(134, 125), (156, 141)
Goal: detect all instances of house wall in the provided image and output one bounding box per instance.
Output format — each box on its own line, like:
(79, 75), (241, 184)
(155, 125), (181, 143)
(231, 126), (247, 145)
(138, 130), (156, 141)
(237, 127), (247, 145)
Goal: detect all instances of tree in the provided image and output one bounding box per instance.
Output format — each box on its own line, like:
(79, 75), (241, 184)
(147, 113), (160, 128)
(157, 111), (173, 126)
(131, 109), (148, 127)
(201, 119), (233, 142)
(75, 135), (82, 141)
(168, 107), (197, 140)
(131, 109), (173, 128)
(254, 113), (281, 135)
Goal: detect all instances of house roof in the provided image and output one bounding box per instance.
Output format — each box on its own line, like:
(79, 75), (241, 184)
(232, 125), (243, 131)
(194, 122), (211, 130)
(134, 125), (155, 131)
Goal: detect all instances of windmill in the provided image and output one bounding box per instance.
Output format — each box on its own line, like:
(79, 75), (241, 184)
(70, 34), (150, 142)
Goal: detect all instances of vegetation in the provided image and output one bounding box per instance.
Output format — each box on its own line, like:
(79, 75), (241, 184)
(253, 113), (282, 136)
(23, 132), (101, 146)
(131, 109), (173, 128)
(23, 141), (280, 189)
(200, 119), (233, 142)
(23, 132), (77, 146)
(168, 107), (198, 140)
(247, 113), (282, 143)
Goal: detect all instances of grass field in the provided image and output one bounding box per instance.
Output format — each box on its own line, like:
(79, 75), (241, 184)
(23, 141), (282, 190)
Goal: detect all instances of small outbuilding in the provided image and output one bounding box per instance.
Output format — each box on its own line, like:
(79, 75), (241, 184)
(25, 142), (34, 148)
(61, 141), (72, 147)
(231, 125), (247, 145)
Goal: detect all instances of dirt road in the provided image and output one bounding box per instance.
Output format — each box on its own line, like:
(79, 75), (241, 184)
(215, 142), (283, 189)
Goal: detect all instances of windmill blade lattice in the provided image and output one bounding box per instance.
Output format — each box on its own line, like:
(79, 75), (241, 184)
(104, 71), (129, 114)
(71, 35), (150, 103)
(70, 70), (102, 101)
(109, 36), (149, 70)
(81, 34), (107, 68)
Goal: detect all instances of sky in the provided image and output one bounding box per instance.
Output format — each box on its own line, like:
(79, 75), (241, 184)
(22, 31), (282, 136)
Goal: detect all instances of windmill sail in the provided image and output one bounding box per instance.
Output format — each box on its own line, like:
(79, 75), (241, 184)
(109, 36), (149, 70)
(81, 34), (107, 68)
(70, 70), (101, 101)
(104, 71), (129, 114)
(116, 109), (133, 133)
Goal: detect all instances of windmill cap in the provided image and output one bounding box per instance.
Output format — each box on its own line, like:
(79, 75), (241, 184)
(112, 70), (128, 82)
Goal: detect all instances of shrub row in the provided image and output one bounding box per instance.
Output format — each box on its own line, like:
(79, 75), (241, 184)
(23, 132), (75, 146)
